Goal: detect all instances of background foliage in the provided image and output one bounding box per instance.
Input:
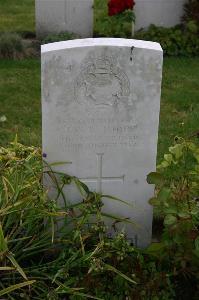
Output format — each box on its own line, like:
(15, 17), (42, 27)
(0, 139), (198, 299)
(0, 1), (199, 298)
(135, 24), (199, 57)
(135, 0), (199, 57)
(183, 0), (199, 25)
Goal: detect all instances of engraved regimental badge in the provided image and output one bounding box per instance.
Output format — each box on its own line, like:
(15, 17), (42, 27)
(75, 51), (132, 110)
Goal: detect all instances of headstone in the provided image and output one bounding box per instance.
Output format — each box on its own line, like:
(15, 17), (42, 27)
(41, 38), (163, 248)
(134, 0), (186, 30)
(35, 0), (93, 38)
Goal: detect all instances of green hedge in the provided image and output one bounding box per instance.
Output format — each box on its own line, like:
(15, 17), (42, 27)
(135, 23), (199, 56)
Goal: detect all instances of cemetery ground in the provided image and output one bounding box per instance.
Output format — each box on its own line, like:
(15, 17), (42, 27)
(0, 0), (35, 33)
(0, 57), (199, 165)
(0, 57), (199, 300)
(0, 1), (199, 299)
(0, 0), (198, 161)
(0, 0), (132, 37)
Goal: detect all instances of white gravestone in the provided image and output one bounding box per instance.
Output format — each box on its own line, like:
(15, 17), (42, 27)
(35, 0), (93, 38)
(41, 38), (163, 247)
(134, 0), (186, 30)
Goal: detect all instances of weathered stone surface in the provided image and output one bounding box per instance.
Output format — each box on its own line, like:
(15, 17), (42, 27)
(134, 0), (186, 30)
(36, 0), (93, 38)
(41, 38), (163, 247)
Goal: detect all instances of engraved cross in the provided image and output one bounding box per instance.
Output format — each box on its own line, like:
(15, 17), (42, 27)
(80, 153), (125, 193)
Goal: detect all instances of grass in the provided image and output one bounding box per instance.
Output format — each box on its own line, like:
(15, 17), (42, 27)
(0, 3), (198, 298)
(0, 0), (132, 37)
(0, 0), (198, 161)
(0, 0), (35, 32)
(0, 59), (41, 146)
(158, 57), (199, 161)
(0, 57), (198, 163)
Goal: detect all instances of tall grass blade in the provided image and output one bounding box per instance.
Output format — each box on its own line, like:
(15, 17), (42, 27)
(7, 252), (28, 280)
(0, 222), (8, 252)
(0, 280), (36, 296)
(101, 212), (138, 226)
(0, 267), (14, 271)
(102, 194), (134, 208)
(55, 280), (103, 299)
(105, 263), (137, 284)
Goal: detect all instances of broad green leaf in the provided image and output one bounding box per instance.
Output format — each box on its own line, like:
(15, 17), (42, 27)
(73, 177), (90, 195)
(189, 171), (198, 175)
(147, 172), (164, 185)
(169, 144), (183, 160)
(164, 215), (177, 226)
(164, 154), (173, 164)
(187, 142), (197, 151)
(164, 207), (178, 214)
(148, 197), (159, 206)
(146, 242), (165, 254)
(0, 280), (35, 296)
(157, 188), (171, 202)
(178, 212), (190, 219)
(157, 161), (170, 169)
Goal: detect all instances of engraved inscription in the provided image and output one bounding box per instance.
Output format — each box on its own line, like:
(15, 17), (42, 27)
(75, 51), (132, 111)
(58, 117), (138, 151)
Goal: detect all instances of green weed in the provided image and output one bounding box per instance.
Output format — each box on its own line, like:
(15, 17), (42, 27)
(0, 138), (198, 299)
(0, 32), (25, 59)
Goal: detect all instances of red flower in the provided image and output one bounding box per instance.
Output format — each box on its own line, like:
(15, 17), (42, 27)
(108, 0), (135, 16)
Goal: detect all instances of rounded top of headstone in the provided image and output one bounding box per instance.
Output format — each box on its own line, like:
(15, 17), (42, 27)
(41, 38), (162, 54)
